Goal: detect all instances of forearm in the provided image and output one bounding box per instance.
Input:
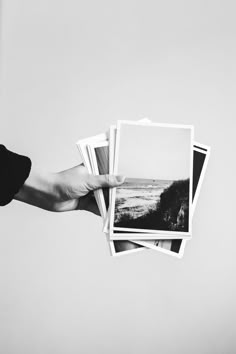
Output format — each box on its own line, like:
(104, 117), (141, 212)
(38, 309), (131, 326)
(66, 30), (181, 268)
(14, 168), (59, 211)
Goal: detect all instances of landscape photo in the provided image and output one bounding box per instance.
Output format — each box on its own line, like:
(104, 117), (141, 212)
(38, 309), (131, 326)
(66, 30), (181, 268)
(111, 122), (193, 236)
(114, 177), (190, 232)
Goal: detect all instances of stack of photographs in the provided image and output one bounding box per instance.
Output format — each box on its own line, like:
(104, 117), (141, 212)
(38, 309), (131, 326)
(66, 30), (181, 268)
(77, 119), (210, 258)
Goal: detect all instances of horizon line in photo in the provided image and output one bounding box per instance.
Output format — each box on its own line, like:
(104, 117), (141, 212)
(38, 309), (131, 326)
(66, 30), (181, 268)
(119, 177), (190, 185)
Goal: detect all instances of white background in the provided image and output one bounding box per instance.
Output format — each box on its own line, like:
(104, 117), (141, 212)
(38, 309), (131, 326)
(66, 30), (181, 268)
(1, 1), (236, 353)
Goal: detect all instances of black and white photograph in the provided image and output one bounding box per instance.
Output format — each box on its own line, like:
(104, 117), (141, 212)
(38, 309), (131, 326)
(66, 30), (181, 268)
(108, 123), (208, 255)
(110, 121), (194, 239)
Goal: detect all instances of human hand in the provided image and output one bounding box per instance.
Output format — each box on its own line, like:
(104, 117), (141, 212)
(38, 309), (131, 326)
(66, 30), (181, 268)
(14, 164), (125, 214)
(53, 164), (125, 213)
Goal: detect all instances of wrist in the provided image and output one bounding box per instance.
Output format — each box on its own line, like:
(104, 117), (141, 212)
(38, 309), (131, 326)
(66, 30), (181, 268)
(14, 168), (59, 211)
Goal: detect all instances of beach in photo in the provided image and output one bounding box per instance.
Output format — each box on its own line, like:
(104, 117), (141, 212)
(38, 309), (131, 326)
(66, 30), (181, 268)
(114, 177), (190, 232)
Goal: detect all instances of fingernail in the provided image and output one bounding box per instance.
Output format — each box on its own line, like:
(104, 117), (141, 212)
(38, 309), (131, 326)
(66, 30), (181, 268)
(116, 175), (126, 183)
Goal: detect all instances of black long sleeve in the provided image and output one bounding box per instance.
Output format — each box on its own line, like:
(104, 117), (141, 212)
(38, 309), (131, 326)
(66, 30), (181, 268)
(0, 145), (32, 206)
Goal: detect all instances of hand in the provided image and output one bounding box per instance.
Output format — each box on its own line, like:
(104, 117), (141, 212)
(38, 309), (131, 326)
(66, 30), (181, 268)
(14, 164), (125, 214)
(53, 164), (125, 213)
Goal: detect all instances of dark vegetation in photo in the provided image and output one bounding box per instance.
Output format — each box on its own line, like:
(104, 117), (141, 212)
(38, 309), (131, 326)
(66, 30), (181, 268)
(114, 179), (190, 232)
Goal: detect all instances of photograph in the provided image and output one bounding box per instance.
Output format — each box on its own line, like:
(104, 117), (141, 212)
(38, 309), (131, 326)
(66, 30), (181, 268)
(94, 129), (210, 257)
(110, 121), (194, 239)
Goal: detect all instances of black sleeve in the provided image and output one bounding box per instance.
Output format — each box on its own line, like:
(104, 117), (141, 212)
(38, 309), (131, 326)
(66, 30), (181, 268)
(0, 145), (32, 206)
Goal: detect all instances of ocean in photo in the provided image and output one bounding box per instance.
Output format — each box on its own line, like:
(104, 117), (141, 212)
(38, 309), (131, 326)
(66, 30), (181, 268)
(114, 178), (173, 224)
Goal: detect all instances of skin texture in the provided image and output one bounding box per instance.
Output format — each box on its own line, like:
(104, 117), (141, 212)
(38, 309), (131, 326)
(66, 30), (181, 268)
(14, 164), (125, 214)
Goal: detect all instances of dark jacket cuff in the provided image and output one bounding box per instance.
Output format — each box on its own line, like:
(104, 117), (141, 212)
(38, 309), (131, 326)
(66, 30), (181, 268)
(0, 145), (32, 206)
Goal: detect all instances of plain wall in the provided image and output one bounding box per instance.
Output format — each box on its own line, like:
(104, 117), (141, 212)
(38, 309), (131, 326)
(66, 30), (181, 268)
(1, 1), (236, 353)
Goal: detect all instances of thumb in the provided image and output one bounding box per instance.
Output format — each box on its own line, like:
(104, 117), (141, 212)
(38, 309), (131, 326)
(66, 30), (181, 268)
(89, 174), (126, 190)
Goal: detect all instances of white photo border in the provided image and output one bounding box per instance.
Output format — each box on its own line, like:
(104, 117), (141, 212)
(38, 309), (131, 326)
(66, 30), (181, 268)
(110, 120), (194, 239)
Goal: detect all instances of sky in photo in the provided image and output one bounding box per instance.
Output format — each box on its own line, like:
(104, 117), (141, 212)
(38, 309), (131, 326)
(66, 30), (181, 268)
(116, 123), (192, 180)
